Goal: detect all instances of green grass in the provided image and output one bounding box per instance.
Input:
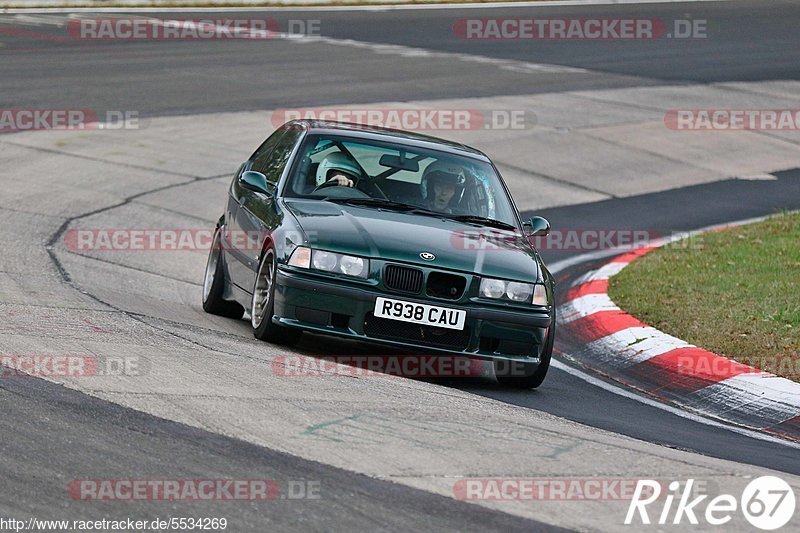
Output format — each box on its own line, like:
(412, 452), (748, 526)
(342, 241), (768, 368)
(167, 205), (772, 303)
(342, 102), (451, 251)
(608, 212), (800, 382)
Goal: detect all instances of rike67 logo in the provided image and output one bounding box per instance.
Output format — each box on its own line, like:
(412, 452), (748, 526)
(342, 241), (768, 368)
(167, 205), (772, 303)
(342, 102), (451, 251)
(626, 477), (796, 530)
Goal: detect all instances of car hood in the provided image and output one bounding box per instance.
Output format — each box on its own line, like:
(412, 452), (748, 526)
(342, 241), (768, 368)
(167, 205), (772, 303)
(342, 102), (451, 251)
(283, 199), (541, 282)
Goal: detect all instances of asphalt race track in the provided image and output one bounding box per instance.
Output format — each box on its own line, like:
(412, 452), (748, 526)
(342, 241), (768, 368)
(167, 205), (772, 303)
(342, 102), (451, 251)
(1, 1), (799, 531)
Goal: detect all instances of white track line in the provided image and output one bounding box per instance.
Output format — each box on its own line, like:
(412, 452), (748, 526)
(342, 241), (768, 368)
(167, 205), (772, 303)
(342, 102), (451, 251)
(548, 214), (775, 275)
(3, 0), (733, 15)
(290, 35), (589, 73)
(551, 358), (800, 449)
(50, 15), (589, 75)
(550, 213), (800, 448)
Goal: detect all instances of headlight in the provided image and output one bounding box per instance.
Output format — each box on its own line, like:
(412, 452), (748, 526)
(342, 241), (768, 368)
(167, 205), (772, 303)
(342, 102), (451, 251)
(506, 281), (533, 302)
(479, 278), (506, 299)
(338, 255), (367, 277)
(288, 247), (368, 278)
(312, 250), (338, 271)
(480, 277), (547, 305)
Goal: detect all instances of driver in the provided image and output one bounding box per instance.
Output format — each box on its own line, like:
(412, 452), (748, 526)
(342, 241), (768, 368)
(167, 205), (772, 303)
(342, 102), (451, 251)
(420, 161), (467, 212)
(315, 152), (361, 188)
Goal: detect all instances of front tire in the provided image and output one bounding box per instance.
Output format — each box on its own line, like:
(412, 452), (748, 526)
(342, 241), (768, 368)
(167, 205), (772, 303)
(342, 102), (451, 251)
(251, 248), (302, 346)
(495, 308), (555, 389)
(202, 225), (245, 319)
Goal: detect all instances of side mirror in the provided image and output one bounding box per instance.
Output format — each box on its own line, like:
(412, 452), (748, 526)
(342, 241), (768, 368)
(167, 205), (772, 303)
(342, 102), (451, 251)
(239, 171), (273, 195)
(524, 216), (550, 236)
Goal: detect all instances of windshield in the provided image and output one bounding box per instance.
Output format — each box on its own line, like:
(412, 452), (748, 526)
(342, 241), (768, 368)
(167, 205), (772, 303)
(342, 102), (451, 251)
(284, 134), (520, 228)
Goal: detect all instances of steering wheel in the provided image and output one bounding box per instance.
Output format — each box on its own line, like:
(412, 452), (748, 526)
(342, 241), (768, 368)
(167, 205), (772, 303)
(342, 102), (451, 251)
(312, 174), (391, 202)
(312, 180), (348, 193)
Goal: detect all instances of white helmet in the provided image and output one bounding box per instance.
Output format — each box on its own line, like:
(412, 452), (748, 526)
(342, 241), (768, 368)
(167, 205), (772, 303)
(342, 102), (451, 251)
(420, 160), (467, 200)
(315, 152), (361, 186)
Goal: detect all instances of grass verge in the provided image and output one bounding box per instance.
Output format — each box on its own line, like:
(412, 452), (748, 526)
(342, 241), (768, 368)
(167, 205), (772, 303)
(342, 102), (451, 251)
(609, 211), (800, 382)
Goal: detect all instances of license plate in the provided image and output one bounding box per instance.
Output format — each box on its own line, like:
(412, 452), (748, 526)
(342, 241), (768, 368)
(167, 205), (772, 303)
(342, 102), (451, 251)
(373, 297), (466, 331)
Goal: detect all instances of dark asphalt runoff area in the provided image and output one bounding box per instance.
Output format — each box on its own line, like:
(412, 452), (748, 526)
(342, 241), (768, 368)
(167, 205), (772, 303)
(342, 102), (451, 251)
(1, 1), (799, 115)
(1, 1), (799, 530)
(0, 372), (567, 532)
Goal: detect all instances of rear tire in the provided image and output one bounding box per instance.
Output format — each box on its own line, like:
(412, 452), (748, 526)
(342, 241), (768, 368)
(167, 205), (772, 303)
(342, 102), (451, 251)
(251, 248), (302, 346)
(495, 308), (555, 389)
(202, 225), (245, 319)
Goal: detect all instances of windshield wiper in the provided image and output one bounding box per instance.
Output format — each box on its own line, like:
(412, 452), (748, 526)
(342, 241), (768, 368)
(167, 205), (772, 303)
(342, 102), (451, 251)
(327, 197), (442, 216)
(325, 198), (517, 230)
(442, 214), (518, 231)
(327, 197), (413, 209)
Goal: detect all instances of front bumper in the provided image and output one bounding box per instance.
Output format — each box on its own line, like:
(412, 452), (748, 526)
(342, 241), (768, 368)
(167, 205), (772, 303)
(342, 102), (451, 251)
(273, 267), (552, 363)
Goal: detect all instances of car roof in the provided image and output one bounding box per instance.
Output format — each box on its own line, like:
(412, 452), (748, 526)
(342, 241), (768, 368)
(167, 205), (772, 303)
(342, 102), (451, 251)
(290, 120), (491, 162)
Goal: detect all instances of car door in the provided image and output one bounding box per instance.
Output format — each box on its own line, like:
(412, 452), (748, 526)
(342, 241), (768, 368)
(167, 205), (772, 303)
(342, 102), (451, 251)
(228, 124), (304, 292)
(224, 127), (287, 290)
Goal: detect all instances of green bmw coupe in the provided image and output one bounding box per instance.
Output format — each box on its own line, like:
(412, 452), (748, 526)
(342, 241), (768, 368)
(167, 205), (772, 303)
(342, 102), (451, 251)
(202, 120), (555, 388)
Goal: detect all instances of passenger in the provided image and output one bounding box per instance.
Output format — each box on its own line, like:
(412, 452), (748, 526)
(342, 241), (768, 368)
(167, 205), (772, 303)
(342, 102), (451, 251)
(420, 161), (467, 213)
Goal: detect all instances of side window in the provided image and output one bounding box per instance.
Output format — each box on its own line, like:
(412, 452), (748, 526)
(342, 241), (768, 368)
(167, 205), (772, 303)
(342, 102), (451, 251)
(251, 126), (303, 184)
(250, 127), (286, 163)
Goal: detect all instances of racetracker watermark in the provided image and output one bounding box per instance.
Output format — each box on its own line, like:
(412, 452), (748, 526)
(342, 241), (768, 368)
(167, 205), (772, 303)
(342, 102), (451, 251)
(665, 109), (800, 130)
(64, 228), (318, 253)
(272, 355), (487, 378)
(66, 228), (218, 252)
(64, 228), (273, 252)
(67, 17), (320, 40)
(67, 479), (320, 501)
(0, 354), (145, 378)
(675, 354), (800, 379)
(453, 18), (707, 40)
(0, 109), (140, 131)
(270, 108), (535, 131)
(451, 229), (651, 252)
(450, 229), (705, 252)
(453, 478), (716, 501)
